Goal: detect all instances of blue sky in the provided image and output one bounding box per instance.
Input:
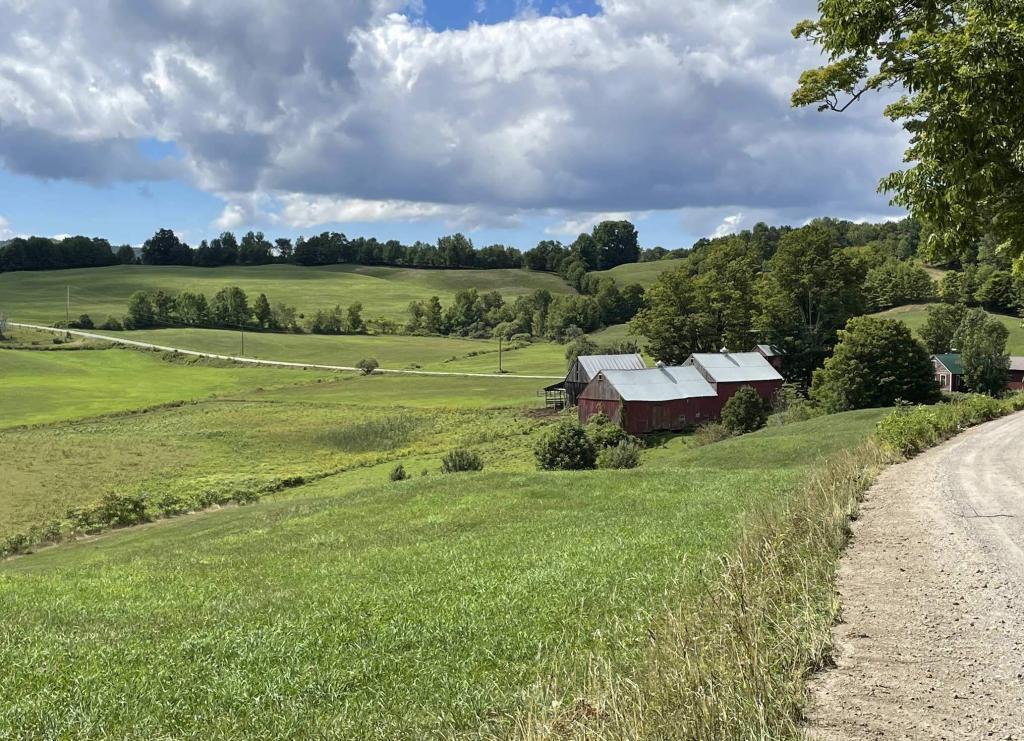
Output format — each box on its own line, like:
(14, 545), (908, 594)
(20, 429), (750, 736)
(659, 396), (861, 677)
(0, 0), (904, 250)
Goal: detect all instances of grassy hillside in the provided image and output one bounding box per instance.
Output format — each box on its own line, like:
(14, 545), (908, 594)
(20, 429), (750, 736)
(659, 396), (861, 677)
(0, 264), (572, 325)
(589, 258), (683, 286)
(0, 407), (886, 737)
(1, 376), (545, 538)
(874, 303), (1024, 354)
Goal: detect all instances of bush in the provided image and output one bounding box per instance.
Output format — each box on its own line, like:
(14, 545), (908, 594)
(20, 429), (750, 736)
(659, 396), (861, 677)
(99, 316), (123, 331)
(721, 387), (769, 434)
(598, 440), (643, 469)
(357, 358), (379, 376)
(535, 420), (597, 470)
(875, 394), (1009, 457)
(693, 422), (731, 447)
(69, 314), (94, 329)
(390, 464), (409, 482)
(441, 449), (484, 473)
(585, 412), (630, 449)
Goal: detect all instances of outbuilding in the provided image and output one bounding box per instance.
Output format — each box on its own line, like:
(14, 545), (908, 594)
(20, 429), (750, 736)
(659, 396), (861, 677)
(932, 354), (966, 392)
(753, 343), (784, 372)
(577, 365), (721, 435)
(684, 352), (784, 404)
(562, 353), (647, 406)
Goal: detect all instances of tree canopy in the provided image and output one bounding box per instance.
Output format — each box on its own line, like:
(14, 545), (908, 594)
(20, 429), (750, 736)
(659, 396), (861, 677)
(793, 0), (1024, 266)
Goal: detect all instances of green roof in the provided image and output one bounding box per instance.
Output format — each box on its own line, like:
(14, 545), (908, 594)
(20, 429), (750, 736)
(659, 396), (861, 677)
(934, 353), (964, 375)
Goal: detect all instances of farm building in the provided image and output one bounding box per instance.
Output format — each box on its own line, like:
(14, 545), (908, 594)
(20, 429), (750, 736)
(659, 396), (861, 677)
(932, 354), (966, 392)
(753, 343), (784, 371)
(684, 352), (784, 404)
(577, 366), (721, 435)
(932, 353), (1024, 392)
(560, 353), (647, 407)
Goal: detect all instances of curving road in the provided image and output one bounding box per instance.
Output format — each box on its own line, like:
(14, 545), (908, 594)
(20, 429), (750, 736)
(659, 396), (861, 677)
(9, 322), (562, 380)
(808, 411), (1024, 738)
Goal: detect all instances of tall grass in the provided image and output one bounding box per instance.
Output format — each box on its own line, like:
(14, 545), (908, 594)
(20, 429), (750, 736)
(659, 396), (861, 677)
(517, 444), (884, 739)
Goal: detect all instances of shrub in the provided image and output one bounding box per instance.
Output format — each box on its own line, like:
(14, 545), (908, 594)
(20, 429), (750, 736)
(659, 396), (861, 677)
(598, 440), (643, 469)
(357, 358), (379, 376)
(721, 387), (769, 434)
(441, 449), (484, 473)
(693, 421), (731, 447)
(95, 492), (150, 527)
(535, 420), (597, 470)
(585, 412), (630, 449)
(99, 316), (123, 331)
(875, 393), (1009, 457)
(390, 464), (409, 482)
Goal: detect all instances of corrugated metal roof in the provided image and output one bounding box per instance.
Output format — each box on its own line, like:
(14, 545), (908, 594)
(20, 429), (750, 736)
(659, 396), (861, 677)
(688, 352), (784, 383)
(756, 344), (782, 357)
(1010, 357), (1024, 372)
(577, 354), (647, 378)
(598, 366), (717, 402)
(934, 353), (964, 376)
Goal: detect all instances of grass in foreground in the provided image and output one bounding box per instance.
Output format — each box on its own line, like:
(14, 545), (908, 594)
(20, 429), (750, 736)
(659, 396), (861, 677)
(0, 409), (886, 738)
(0, 263), (571, 325)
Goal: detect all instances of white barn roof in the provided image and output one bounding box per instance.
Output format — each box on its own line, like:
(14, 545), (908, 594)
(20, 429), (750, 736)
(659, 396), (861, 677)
(598, 366), (717, 402)
(1010, 356), (1024, 372)
(576, 354), (646, 378)
(687, 352), (784, 383)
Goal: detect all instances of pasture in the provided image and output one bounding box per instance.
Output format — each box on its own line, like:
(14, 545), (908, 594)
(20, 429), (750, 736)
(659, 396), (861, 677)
(589, 258), (683, 286)
(82, 326), (567, 376)
(0, 405), (887, 737)
(874, 303), (1024, 354)
(0, 263), (572, 325)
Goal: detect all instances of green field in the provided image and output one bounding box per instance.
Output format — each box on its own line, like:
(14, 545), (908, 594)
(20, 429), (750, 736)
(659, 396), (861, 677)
(874, 303), (1024, 354)
(0, 264), (572, 325)
(0, 395), (886, 737)
(590, 258), (684, 286)
(0, 344), (334, 428)
(80, 326), (567, 377)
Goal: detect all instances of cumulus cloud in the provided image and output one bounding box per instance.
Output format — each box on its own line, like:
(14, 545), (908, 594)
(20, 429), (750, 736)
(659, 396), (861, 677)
(0, 215), (12, 240)
(545, 211), (634, 237)
(0, 0), (906, 234)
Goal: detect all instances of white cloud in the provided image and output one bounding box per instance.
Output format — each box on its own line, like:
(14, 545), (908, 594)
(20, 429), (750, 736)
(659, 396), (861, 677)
(0, 0), (907, 234)
(475, 0), (487, 14)
(545, 211), (633, 237)
(0, 216), (12, 240)
(712, 213), (743, 238)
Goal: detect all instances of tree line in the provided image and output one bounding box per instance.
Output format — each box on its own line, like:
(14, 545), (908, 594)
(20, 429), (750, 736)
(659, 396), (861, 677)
(111, 286), (367, 336)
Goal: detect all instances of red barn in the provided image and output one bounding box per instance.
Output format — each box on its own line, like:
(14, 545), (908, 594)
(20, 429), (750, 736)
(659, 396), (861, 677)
(1010, 357), (1024, 391)
(753, 343), (784, 372)
(684, 352), (784, 404)
(578, 366), (721, 435)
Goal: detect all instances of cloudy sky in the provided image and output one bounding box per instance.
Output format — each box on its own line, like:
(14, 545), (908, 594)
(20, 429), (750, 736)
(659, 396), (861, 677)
(0, 0), (906, 249)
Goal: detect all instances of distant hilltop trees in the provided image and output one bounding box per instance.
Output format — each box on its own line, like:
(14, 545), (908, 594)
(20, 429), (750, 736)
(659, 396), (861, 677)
(0, 219), (643, 275)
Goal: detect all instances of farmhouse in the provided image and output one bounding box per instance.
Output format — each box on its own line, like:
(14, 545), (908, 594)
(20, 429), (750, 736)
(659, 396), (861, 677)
(932, 353), (1024, 392)
(683, 352), (784, 404)
(560, 353), (647, 407)
(577, 365), (721, 435)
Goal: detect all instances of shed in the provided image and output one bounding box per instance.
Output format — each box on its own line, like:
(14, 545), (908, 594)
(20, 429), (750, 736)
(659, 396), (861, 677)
(563, 353), (647, 406)
(1009, 357), (1024, 391)
(932, 354), (966, 392)
(753, 343), (784, 371)
(684, 352), (784, 404)
(578, 366), (721, 435)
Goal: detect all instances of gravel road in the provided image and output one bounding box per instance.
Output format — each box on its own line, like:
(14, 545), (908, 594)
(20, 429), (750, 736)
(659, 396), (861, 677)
(807, 411), (1024, 739)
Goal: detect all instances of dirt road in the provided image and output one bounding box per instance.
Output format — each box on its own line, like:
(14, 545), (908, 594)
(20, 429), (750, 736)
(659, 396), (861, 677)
(807, 412), (1024, 739)
(9, 322), (561, 380)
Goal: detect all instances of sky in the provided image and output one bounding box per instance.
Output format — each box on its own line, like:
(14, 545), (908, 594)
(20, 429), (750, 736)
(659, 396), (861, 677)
(0, 0), (906, 251)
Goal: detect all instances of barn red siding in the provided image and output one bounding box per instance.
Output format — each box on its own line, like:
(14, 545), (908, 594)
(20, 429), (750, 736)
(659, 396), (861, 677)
(1009, 369), (1024, 391)
(714, 379), (783, 405)
(579, 392), (723, 435)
